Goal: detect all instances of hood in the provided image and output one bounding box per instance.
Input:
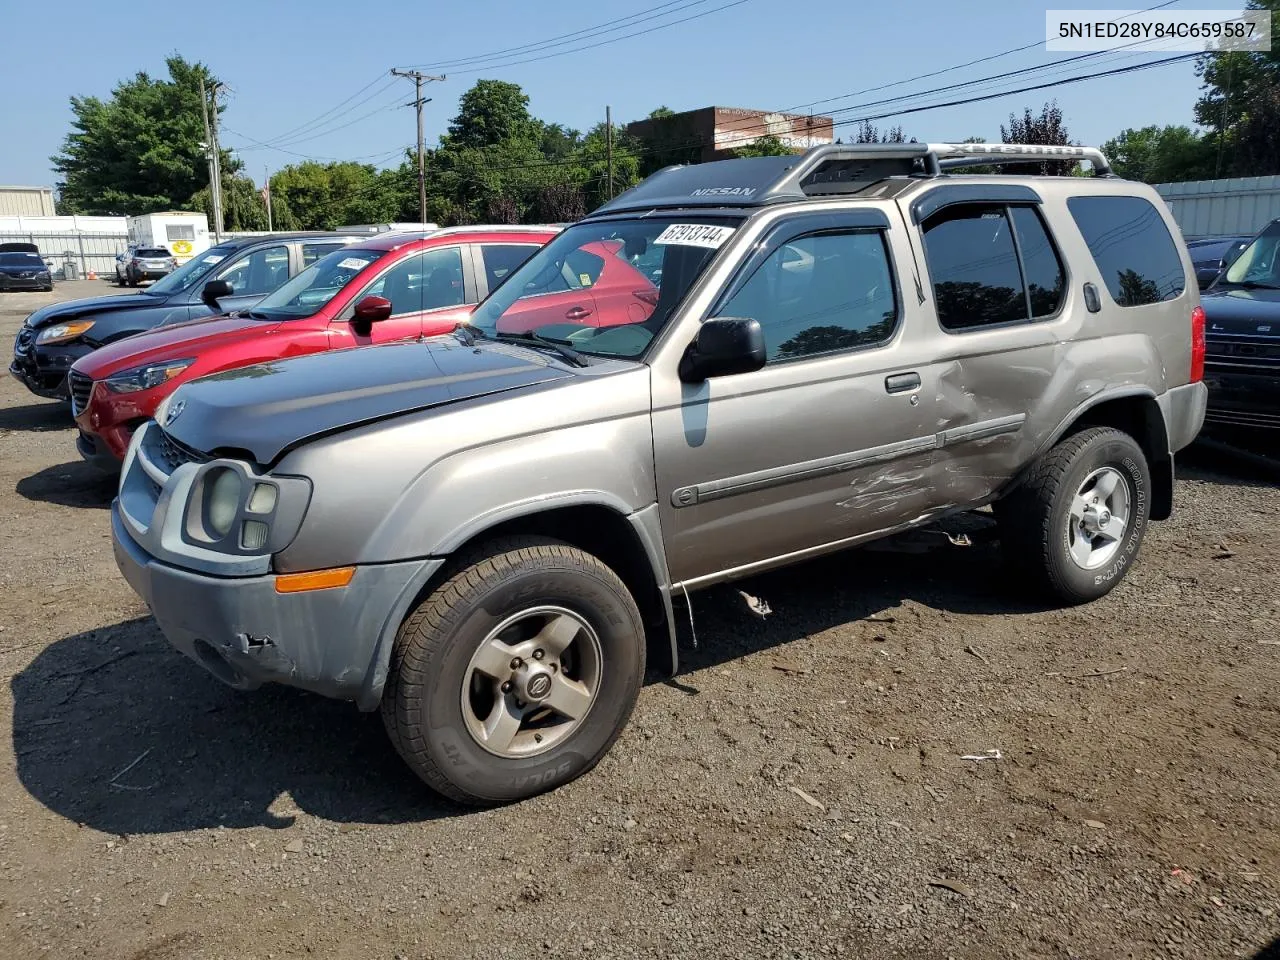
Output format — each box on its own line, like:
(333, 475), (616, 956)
(24, 293), (164, 329)
(162, 338), (577, 464)
(0, 261), (49, 275)
(72, 315), (278, 379)
(1201, 286), (1280, 338)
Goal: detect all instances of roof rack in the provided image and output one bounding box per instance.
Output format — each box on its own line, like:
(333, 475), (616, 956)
(926, 142), (1112, 176)
(588, 142), (1113, 217)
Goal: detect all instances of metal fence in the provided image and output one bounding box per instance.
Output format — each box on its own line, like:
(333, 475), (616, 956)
(0, 231), (129, 279)
(1155, 176), (1280, 239)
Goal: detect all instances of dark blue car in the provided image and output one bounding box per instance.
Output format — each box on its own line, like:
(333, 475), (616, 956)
(0, 251), (53, 292)
(1201, 219), (1280, 431)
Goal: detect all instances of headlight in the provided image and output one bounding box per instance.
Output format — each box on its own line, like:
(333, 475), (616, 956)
(176, 452), (311, 556)
(36, 320), (94, 344)
(103, 358), (194, 394)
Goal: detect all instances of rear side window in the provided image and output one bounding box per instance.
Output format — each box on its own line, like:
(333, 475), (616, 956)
(480, 243), (539, 291)
(1066, 195), (1185, 306)
(923, 205), (1058, 330)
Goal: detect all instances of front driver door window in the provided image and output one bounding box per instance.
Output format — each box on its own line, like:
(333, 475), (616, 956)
(348, 252), (427, 344)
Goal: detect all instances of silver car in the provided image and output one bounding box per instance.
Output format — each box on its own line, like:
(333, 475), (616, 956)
(110, 142), (1207, 805)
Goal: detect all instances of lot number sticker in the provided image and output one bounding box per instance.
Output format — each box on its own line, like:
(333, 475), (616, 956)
(653, 224), (735, 249)
(338, 257), (369, 271)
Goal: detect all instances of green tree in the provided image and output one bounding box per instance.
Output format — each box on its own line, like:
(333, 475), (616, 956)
(52, 56), (235, 215)
(268, 160), (411, 230)
(1195, 0), (1280, 177)
(445, 80), (538, 150)
(728, 134), (797, 158)
(190, 176), (271, 231)
(1101, 126), (1215, 183)
(1001, 101), (1078, 175)
(852, 122), (907, 143)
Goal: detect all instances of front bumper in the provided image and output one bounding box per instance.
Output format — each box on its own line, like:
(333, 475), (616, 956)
(10, 333), (92, 400)
(0, 275), (52, 290)
(1204, 364), (1280, 430)
(112, 503), (444, 708)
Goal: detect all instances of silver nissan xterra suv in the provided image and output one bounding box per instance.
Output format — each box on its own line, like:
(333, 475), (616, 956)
(111, 142), (1207, 805)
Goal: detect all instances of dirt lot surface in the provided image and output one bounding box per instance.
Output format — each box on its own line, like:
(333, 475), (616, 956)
(1, 281), (1278, 960)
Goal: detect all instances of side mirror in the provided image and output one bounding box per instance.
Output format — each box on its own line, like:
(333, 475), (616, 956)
(352, 295), (393, 324)
(678, 316), (767, 382)
(201, 279), (233, 310)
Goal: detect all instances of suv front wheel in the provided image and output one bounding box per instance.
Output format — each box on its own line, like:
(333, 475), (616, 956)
(381, 536), (646, 805)
(996, 427), (1152, 604)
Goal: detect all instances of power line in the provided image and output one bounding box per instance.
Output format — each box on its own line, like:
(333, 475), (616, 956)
(409, 0), (716, 70)
(444, 0), (755, 75)
(780, 0), (1181, 116)
(255, 72), (390, 146)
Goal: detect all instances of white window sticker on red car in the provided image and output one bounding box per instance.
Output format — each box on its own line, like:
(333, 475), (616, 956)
(337, 257), (369, 270)
(653, 224), (735, 249)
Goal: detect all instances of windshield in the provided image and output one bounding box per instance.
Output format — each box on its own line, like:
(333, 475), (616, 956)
(136, 247), (170, 258)
(146, 245), (237, 296)
(1223, 222), (1280, 287)
(249, 248), (383, 319)
(0, 253), (44, 267)
(469, 216), (739, 359)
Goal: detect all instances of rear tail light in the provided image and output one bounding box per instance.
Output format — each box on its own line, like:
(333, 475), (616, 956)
(1190, 305), (1206, 383)
(633, 289), (660, 307)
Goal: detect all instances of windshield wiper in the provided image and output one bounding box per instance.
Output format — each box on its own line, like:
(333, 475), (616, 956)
(246, 310), (271, 320)
(471, 327), (588, 367)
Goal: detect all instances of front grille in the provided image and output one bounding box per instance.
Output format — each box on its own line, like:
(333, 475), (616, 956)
(156, 428), (208, 472)
(68, 371), (93, 414)
(1206, 339), (1280, 362)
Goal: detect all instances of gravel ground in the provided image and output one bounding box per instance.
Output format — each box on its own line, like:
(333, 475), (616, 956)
(1, 282), (1278, 960)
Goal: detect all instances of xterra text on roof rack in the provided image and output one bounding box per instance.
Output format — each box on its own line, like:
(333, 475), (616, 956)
(110, 142), (1207, 805)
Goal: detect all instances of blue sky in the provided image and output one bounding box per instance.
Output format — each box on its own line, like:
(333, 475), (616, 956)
(0, 0), (1215, 189)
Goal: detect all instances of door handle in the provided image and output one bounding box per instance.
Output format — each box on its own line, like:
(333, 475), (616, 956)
(565, 306), (593, 320)
(885, 372), (921, 394)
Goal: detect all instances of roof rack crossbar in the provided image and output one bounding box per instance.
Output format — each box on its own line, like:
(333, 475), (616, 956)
(926, 142), (1112, 176)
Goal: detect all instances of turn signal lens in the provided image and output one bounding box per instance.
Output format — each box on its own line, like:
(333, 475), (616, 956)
(240, 520), (269, 551)
(274, 567), (355, 594)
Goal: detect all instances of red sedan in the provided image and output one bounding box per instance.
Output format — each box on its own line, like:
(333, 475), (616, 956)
(69, 226), (557, 468)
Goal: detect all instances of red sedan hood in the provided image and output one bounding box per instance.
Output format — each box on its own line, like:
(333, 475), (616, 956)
(72, 315), (283, 378)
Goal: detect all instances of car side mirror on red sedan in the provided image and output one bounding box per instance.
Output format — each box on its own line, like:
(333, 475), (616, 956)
(352, 295), (393, 324)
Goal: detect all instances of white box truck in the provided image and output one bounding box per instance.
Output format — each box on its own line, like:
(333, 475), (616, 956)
(126, 212), (210, 263)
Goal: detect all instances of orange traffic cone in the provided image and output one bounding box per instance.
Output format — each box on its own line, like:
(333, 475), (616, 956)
(87, 270), (97, 280)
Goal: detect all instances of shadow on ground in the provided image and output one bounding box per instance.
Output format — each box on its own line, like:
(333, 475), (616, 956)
(0, 400), (72, 432)
(11, 618), (464, 835)
(16, 461), (117, 509)
(11, 527), (1038, 834)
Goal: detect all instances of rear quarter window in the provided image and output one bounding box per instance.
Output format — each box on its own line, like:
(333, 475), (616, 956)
(1066, 195), (1185, 307)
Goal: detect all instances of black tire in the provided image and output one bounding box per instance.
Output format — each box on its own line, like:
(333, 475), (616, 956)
(996, 427), (1151, 604)
(381, 536), (646, 805)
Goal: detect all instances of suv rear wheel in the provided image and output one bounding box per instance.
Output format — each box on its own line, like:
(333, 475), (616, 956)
(996, 427), (1151, 604)
(381, 536), (646, 805)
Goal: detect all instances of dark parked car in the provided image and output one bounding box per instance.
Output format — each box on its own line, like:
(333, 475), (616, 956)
(1186, 234), (1253, 291)
(10, 232), (360, 400)
(0, 251), (52, 292)
(1200, 219), (1280, 430)
(124, 246), (177, 286)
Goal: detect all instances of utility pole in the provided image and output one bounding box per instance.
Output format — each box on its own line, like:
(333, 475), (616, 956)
(391, 68), (445, 226)
(199, 78), (223, 243)
(605, 105), (614, 199)
(209, 81), (225, 238)
(264, 166), (273, 232)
